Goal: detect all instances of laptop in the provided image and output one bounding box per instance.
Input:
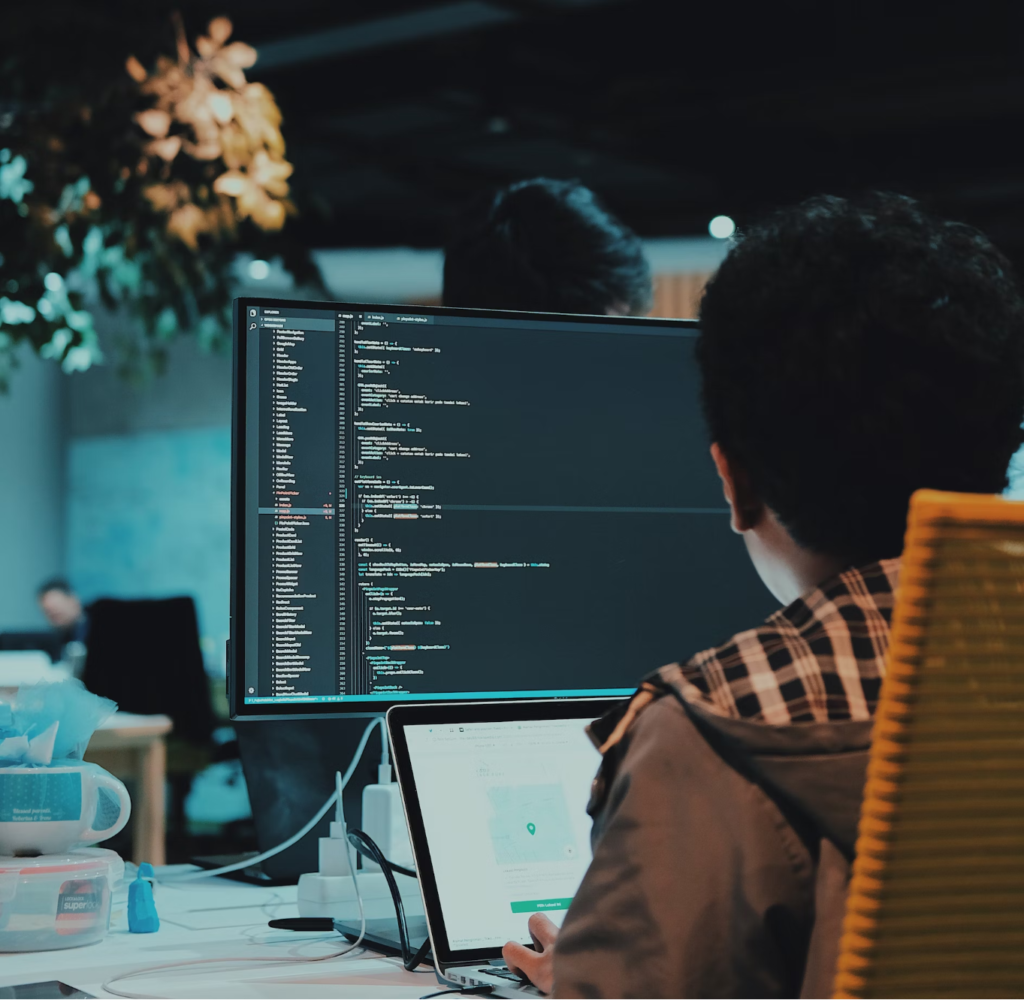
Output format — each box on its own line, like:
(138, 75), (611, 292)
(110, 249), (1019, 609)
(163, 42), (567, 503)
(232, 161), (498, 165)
(388, 698), (616, 996)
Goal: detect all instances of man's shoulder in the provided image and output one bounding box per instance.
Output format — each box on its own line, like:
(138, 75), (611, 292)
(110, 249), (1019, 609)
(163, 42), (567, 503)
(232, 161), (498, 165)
(679, 556), (897, 720)
(682, 558), (899, 724)
(592, 558), (900, 746)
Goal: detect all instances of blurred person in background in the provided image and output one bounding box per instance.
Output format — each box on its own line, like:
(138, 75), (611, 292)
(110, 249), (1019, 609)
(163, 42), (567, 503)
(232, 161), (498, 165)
(442, 177), (652, 316)
(37, 577), (89, 673)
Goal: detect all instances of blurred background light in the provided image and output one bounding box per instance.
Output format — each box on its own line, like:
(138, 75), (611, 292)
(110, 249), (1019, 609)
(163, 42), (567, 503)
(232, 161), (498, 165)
(708, 215), (736, 240)
(247, 259), (271, 281)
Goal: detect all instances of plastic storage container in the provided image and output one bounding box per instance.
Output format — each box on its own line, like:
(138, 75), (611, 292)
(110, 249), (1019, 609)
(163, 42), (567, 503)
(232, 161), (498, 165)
(0, 848), (124, 951)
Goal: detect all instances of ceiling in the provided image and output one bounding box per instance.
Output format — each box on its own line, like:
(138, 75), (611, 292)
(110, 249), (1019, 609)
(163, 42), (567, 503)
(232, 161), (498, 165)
(11, 1), (1024, 262)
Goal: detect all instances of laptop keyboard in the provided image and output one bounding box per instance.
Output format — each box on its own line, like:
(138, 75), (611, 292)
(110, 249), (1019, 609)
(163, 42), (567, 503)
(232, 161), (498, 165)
(445, 964), (532, 990)
(479, 967), (524, 982)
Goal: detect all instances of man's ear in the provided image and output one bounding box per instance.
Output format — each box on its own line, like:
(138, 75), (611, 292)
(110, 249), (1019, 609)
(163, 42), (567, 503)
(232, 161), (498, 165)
(710, 443), (763, 533)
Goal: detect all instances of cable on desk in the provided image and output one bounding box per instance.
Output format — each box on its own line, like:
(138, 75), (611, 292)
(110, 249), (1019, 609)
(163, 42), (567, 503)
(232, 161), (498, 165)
(101, 940), (364, 1000)
(104, 838), (365, 1000)
(419, 988), (494, 998)
(104, 718), (395, 995)
(347, 826), (430, 972)
(105, 758), (372, 998)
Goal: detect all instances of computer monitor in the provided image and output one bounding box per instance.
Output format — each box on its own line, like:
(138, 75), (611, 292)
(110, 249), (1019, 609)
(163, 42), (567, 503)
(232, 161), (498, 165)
(229, 298), (776, 719)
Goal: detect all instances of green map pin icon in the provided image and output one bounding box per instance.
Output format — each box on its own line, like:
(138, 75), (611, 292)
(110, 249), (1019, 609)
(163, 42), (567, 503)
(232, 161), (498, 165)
(527, 823), (536, 836)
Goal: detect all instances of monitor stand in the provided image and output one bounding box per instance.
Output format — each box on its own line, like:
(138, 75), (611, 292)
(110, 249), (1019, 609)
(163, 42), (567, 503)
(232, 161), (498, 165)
(189, 852), (297, 887)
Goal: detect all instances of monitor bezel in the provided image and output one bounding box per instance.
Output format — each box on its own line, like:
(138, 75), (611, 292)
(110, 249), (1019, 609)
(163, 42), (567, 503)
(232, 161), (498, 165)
(229, 296), (698, 721)
(386, 698), (620, 970)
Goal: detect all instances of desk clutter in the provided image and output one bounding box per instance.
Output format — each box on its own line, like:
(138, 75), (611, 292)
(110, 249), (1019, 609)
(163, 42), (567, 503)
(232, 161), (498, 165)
(0, 875), (432, 999)
(0, 681), (132, 953)
(0, 848), (124, 952)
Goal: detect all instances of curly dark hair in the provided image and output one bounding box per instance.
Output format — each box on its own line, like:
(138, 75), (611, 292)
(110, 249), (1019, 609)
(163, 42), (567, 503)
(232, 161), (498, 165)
(697, 192), (1024, 561)
(442, 178), (652, 315)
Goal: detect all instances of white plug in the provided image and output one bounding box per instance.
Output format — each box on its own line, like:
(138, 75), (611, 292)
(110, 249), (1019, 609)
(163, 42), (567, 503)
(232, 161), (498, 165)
(298, 809), (421, 920)
(296, 729), (421, 920)
(361, 781), (414, 871)
(317, 821), (353, 878)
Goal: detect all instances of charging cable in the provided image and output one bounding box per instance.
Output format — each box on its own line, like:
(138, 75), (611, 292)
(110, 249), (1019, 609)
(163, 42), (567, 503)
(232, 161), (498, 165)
(159, 716), (388, 882)
(103, 789), (367, 999)
(101, 938), (362, 1000)
(346, 826), (429, 971)
(102, 720), (389, 998)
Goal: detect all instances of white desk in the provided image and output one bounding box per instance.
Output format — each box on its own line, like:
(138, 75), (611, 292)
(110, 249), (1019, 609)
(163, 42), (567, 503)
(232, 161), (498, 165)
(0, 871), (434, 999)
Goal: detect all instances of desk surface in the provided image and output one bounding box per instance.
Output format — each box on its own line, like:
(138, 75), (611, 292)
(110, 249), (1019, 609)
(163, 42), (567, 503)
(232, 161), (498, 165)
(97, 712), (173, 733)
(0, 870), (434, 999)
(90, 712), (173, 750)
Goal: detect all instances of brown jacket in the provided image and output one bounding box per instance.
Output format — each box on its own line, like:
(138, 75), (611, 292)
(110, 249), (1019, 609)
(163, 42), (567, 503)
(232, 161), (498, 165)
(552, 665), (869, 998)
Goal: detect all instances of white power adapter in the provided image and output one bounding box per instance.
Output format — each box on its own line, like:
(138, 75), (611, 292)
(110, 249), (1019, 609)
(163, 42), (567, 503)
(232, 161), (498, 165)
(360, 766), (414, 872)
(296, 733), (421, 921)
(317, 821), (353, 877)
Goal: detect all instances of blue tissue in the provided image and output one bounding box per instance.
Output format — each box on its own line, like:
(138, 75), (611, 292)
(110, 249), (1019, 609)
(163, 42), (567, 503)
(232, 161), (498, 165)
(128, 863), (160, 933)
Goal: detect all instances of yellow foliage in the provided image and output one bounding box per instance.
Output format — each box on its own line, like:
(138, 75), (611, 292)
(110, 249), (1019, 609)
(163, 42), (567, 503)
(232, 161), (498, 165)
(135, 109), (171, 138)
(125, 56), (148, 83)
(167, 203), (207, 249)
(127, 16), (293, 246)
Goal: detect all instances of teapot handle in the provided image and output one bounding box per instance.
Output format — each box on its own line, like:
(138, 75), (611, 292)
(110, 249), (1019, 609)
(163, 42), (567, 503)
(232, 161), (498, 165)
(80, 770), (132, 845)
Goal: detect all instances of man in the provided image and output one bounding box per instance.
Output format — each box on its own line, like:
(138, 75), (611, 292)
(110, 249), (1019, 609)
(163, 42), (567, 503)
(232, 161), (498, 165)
(442, 177), (652, 316)
(37, 577), (89, 666)
(503, 193), (1024, 997)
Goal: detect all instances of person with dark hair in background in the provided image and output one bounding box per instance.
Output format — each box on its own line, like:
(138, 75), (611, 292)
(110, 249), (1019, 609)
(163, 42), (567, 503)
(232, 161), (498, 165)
(37, 577), (88, 644)
(442, 178), (652, 316)
(502, 193), (1024, 997)
(36, 577), (89, 672)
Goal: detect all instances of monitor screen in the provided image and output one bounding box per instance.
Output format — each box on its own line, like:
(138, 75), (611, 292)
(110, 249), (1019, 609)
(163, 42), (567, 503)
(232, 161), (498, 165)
(229, 298), (776, 718)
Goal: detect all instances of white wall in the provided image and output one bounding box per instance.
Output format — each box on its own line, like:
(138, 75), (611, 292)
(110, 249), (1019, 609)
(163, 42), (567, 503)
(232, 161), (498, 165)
(0, 347), (66, 629)
(65, 331), (233, 674)
(66, 425), (231, 673)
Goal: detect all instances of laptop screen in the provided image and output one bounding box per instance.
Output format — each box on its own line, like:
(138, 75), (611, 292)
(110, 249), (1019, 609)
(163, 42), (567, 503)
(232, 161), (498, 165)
(405, 716), (600, 951)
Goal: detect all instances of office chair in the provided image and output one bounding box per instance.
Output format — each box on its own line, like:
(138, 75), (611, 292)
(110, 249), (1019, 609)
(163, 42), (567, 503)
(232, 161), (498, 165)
(834, 490), (1024, 999)
(83, 596), (216, 744)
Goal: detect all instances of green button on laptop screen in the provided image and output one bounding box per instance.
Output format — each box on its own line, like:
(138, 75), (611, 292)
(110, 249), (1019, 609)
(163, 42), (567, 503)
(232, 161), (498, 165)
(510, 898), (574, 914)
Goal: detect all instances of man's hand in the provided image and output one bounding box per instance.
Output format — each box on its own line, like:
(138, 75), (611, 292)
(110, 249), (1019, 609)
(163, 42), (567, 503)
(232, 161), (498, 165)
(502, 913), (559, 995)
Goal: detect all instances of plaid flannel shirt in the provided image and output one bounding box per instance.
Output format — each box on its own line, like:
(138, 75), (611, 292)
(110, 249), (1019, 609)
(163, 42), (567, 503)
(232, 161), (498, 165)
(667, 559), (900, 724)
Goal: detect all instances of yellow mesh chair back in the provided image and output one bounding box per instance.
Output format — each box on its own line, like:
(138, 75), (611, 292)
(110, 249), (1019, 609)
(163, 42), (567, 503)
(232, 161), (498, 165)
(834, 490), (1024, 999)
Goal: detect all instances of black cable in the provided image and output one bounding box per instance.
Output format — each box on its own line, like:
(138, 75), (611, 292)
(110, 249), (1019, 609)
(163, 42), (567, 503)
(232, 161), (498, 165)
(347, 828), (410, 960)
(420, 989), (493, 999)
(347, 831), (416, 879)
(348, 827), (431, 972)
(409, 935), (432, 969)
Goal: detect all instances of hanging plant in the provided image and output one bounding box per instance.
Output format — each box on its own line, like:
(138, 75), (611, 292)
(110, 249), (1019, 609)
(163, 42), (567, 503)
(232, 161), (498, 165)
(0, 14), (320, 389)
(128, 15), (294, 247)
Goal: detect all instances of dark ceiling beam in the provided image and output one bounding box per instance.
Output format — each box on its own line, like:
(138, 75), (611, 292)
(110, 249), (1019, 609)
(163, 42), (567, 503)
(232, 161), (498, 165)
(251, 2), (519, 73)
(595, 66), (1024, 140)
